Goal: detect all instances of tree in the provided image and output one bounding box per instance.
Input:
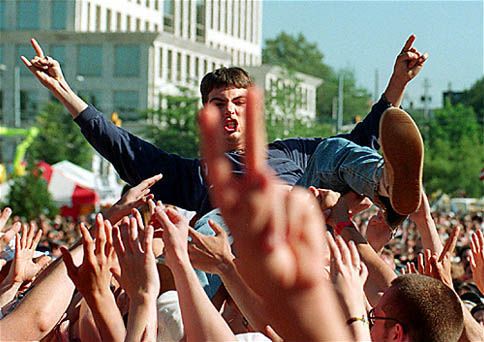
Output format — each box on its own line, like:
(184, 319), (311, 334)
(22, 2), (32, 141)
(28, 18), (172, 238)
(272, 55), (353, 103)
(462, 76), (484, 127)
(3, 166), (58, 220)
(28, 102), (93, 169)
(263, 32), (371, 122)
(423, 103), (483, 197)
(265, 69), (333, 141)
(143, 88), (200, 158)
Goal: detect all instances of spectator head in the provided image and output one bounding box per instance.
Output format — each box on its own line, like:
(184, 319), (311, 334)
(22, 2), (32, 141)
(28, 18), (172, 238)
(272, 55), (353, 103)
(370, 274), (463, 342)
(199, 67), (254, 151)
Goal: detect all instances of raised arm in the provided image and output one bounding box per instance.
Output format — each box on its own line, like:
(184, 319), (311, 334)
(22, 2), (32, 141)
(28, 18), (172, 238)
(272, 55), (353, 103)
(154, 206), (236, 342)
(188, 220), (271, 333)
(21, 39), (87, 118)
(341, 34), (428, 149)
(384, 34), (428, 107)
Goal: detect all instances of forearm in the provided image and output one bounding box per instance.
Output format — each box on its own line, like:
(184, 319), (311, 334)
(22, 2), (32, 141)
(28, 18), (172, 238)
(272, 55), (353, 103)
(383, 74), (407, 107)
(49, 79), (87, 118)
(126, 295), (157, 342)
(458, 301), (484, 342)
(220, 261), (271, 332)
(414, 216), (443, 255)
(171, 260), (236, 342)
(85, 292), (126, 342)
(340, 227), (396, 306)
(0, 243), (82, 340)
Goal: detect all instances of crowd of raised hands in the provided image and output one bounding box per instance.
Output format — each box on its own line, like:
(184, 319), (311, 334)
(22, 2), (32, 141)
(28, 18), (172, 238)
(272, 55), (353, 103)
(0, 90), (483, 341)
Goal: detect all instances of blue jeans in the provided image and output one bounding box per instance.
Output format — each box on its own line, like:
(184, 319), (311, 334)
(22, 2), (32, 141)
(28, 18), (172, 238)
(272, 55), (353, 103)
(296, 137), (384, 201)
(195, 137), (384, 297)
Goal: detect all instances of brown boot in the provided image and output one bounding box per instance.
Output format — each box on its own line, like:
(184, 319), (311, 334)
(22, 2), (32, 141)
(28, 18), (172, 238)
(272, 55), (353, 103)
(379, 107), (424, 215)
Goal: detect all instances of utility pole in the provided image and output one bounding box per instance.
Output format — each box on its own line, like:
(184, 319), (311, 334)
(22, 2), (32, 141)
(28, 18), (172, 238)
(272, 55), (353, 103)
(337, 73), (344, 133)
(14, 66), (21, 128)
(422, 78), (431, 120)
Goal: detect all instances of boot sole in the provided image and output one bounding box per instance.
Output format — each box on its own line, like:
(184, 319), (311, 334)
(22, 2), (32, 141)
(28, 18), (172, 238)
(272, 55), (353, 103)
(380, 108), (423, 215)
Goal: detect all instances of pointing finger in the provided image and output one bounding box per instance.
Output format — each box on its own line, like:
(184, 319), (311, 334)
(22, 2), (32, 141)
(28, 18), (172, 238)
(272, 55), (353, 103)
(402, 34), (416, 52)
(31, 38), (45, 58)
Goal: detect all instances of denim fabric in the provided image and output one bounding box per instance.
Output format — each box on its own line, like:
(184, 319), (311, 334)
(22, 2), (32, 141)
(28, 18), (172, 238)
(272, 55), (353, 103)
(192, 209), (231, 299)
(296, 137), (384, 201)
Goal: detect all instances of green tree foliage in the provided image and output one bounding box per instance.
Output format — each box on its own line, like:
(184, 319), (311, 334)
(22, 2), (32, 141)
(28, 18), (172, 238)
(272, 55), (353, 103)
(423, 103), (483, 197)
(462, 76), (484, 126)
(265, 69), (333, 141)
(28, 102), (93, 169)
(262, 32), (371, 122)
(3, 166), (58, 220)
(143, 89), (200, 158)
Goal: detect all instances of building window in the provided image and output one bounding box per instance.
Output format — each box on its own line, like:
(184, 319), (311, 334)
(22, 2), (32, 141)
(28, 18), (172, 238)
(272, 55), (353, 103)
(154, 0), (159, 10)
(212, 62), (216, 72)
(186, 55), (191, 83)
(17, 0), (40, 29)
(136, 18), (141, 31)
(159, 48), (163, 78)
(203, 59), (208, 76)
(50, 45), (65, 68)
(87, 3), (91, 30)
(145, 21), (150, 31)
(95, 5), (101, 31)
(127, 15), (131, 31)
(116, 12), (122, 31)
(51, 0), (67, 30)
(167, 49), (173, 80)
(16, 45), (34, 75)
(146, 0), (150, 7)
(179, 0), (184, 35)
(20, 90), (38, 122)
(114, 45), (140, 77)
(78, 45), (103, 76)
(113, 91), (139, 119)
(196, 0), (205, 42)
(106, 9), (112, 31)
(176, 52), (182, 82)
(195, 56), (199, 80)
(164, 0), (174, 33)
(0, 1), (5, 30)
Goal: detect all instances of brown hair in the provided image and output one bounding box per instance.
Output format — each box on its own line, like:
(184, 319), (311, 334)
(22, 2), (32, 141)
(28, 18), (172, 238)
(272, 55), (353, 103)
(383, 274), (463, 342)
(200, 67), (253, 104)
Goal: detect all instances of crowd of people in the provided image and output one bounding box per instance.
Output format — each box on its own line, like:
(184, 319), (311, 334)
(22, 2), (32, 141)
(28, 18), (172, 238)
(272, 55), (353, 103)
(0, 35), (482, 341)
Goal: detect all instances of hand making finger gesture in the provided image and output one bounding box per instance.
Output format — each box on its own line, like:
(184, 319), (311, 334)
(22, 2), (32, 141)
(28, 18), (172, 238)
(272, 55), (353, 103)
(393, 34), (429, 83)
(20, 39), (67, 93)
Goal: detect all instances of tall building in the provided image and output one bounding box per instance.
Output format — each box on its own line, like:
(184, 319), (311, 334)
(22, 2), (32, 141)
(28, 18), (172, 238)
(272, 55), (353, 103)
(0, 0), (262, 126)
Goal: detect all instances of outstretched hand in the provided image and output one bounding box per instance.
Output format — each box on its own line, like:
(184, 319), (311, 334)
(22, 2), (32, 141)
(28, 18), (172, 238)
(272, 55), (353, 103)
(188, 220), (235, 275)
(392, 34), (428, 84)
(469, 229), (484, 293)
(7, 222), (47, 284)
(60, 214), (116, 299)
(20, 39), (66, 93)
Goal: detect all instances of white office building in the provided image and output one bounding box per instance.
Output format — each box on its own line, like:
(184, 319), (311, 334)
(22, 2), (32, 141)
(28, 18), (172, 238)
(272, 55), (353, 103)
(0, 0), (262, 125)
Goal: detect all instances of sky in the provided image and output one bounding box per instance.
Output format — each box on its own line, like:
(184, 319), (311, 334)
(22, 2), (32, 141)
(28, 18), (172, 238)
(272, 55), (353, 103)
(262, 0), (484, 109)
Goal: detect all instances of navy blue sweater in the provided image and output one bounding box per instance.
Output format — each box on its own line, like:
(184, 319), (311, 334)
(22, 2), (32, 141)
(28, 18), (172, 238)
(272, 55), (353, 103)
(74, 97), (390, 215)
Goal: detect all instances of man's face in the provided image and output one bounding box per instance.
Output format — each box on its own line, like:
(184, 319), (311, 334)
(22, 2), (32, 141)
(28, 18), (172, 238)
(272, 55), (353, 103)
(207, 86), (248, 151)
(370, 288), (404, 342)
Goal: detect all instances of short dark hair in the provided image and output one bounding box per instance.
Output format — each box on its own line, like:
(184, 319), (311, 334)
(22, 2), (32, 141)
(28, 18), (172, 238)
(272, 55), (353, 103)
(383, 274), (464, 342)
(200, 67), (253, 104)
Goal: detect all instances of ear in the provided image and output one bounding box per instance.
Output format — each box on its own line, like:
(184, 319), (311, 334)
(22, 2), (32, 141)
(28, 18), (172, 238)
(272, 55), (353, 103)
(389, 323), (407, 342)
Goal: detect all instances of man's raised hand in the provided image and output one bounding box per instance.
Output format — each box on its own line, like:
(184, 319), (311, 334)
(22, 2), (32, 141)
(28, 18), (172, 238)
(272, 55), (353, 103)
(20, 39), (66, 92)
(393, 34), (428, 83)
